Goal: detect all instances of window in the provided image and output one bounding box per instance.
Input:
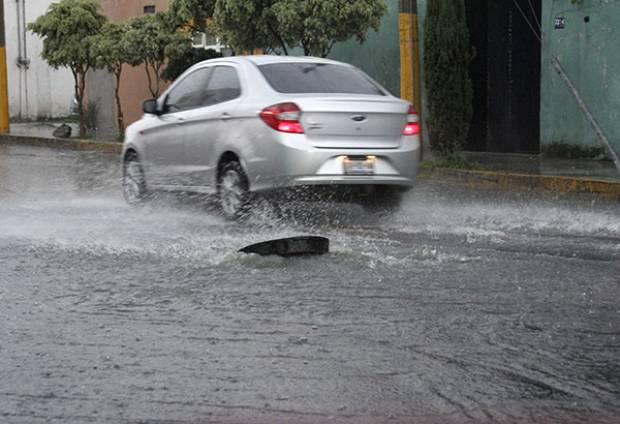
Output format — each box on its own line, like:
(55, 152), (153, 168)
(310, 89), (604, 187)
(165, 68), (212, 112)
(203, 66), (241, 106)
(191, 30), (228, 53)
(143, 5), (156, 14)
(258, 63), (385, 96)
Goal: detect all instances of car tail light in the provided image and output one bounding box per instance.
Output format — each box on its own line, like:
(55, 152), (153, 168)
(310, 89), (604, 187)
(260, 102), (305, 134)
(403, 105), (420, 136)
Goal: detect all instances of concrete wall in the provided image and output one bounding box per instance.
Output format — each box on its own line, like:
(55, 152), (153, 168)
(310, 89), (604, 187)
(327, 0), (401, 97)
(540, 0), (620, 153)
(91, 0), (171, 134)
(4, 0), (75, 120)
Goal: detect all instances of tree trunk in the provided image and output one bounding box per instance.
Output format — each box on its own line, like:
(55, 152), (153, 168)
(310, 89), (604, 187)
(114, 68), (124, 138)
(74, 67), (87, 138)
(71, 69), (83, 137)
(145, 61), (157, 98)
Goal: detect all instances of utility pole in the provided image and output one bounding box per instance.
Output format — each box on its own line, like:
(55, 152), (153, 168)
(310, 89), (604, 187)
(0, 0), (9, 133)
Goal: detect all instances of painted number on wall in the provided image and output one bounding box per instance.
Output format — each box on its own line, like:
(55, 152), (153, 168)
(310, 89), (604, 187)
(554, 17), (565, 29)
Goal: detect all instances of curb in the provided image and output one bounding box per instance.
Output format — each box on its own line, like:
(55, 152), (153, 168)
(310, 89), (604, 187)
(2, 133), (619, 199)
(418, 168), (620, 199)
(0, 133), (122, 154)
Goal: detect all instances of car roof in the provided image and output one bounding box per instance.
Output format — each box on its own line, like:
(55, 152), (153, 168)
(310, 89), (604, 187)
(244, 55), (345, 66)
(200, 55), (347, 67)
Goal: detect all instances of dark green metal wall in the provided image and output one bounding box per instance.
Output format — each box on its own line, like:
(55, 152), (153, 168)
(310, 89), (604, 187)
(541, 0), (620, 153)
(327, 0), (401, 97)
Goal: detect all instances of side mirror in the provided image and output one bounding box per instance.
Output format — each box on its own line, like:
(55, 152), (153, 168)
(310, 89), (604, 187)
(143, 98), (160, 115)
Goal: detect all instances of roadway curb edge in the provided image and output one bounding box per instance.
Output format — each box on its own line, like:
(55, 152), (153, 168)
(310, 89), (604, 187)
(0, 133), (122, 154)
(418, 167), (620, 199)
(2, 133), (618, 198)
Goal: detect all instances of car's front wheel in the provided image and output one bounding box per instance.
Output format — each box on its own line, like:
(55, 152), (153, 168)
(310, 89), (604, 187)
(122, 154), (149, 205)
(217, 161), (249, 219)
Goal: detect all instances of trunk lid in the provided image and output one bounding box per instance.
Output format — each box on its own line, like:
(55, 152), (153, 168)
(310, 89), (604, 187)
(294, 96), (408, 149)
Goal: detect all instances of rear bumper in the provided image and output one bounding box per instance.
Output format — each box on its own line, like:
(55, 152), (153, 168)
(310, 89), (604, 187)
(291, 175), (415, 186)
(247, 134), (421, 192)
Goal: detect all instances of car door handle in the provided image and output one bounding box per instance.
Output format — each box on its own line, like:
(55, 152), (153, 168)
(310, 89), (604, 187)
(176, 117), (185, 125)
(220, 113), (232, 121)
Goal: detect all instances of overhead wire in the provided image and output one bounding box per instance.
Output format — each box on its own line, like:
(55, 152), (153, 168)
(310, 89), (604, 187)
(510, 0), (542, 43)
(526, 0), (542, 32)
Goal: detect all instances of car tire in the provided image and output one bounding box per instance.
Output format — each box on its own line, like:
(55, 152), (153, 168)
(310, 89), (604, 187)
(122, 154), (149, 206)
(217, 161), (250, 219)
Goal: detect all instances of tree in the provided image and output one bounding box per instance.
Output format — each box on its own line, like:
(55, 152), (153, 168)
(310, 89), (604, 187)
(123, 12), (185, 98)
(91, 22), (139, 136)
(162, 44), (222, 82)
(171, 0), (387, 58)
(423, 0), (473, 155)
(168, 0), (216, 32)
(28, 0), (106, 137)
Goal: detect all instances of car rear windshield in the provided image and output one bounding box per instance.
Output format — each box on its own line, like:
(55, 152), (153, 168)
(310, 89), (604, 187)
(258, 62), (385, 95)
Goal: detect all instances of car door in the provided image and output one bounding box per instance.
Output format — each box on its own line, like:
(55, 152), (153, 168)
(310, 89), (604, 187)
(182, 65), (243, 188)
(141, 67), (211, 186)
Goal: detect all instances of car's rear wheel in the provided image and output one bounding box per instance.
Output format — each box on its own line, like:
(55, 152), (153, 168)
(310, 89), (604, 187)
(122, 154), (149, 205)
(217, 161), (249, 219)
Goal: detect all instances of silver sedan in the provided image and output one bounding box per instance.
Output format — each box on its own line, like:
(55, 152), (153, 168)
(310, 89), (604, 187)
(122, 55), (421, 218)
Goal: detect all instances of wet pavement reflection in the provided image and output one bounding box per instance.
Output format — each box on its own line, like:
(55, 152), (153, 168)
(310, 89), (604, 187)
(1, 144), (619, 423)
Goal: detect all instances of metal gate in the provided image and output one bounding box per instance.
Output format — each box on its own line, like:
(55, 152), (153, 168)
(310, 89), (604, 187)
(465, 0), (541, 153)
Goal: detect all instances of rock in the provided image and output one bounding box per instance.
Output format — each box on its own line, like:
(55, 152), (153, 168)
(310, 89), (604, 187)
(53, 124), (72, 138)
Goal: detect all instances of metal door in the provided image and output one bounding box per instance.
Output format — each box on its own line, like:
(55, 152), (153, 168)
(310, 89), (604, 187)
(465, 0), (541, 153)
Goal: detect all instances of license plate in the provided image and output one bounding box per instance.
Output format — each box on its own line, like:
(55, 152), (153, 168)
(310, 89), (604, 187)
(343, 156), (375, 175)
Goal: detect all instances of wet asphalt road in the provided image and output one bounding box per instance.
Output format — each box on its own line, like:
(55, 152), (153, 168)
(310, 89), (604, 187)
(0, 144), (619, 424)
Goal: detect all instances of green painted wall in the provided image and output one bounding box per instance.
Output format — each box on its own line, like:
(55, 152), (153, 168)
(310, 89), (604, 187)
(541, 0), (620, 153)
(327, 0), (401, 97)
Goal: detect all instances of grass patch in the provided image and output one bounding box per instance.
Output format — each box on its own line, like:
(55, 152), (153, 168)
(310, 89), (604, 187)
(420, 154), (487, 171)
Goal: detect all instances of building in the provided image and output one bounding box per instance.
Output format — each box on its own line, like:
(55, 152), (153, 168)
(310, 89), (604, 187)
(88, 0), (171, 137)
(5, 0), (618, 160)
(415, 0), (620, 156)
(3, 0), (75, 120)
(88, 0), (417, 137)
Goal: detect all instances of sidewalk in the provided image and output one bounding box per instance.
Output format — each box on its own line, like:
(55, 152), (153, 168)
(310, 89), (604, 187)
(461, 151), (619, 182)
(9, 121), (81, 139)
(1, 122), (121, 153)
(1, 121), (619, 199)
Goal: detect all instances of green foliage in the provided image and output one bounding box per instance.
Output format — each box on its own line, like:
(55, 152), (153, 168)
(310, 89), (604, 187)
(423, 0), (473, 155)
(28, 0), (106, 137)
(211, 0), (387, 57)
(84, 100), (99, 136)
(123, 12), (186, 97)
(27, 0), (105, 71)
(91, 22), (139, 74)
(162, 47), (222, 82)
(420, 153), (485, 170)
(169, 0), (217, 32)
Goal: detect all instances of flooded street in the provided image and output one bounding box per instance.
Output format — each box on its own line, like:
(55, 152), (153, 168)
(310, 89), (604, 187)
(1, 144), (619, 423)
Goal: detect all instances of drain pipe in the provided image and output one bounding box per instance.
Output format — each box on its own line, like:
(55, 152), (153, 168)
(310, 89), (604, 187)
(15, 0), (22, 119)
(18, 0), (30, 118)
(15, 0), (30, 119)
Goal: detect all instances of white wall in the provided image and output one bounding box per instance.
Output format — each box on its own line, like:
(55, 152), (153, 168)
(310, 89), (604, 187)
(4, 0), (75, 120)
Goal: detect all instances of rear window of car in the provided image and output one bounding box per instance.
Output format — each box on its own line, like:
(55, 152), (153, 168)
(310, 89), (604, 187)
(258, 62), (385, 95)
